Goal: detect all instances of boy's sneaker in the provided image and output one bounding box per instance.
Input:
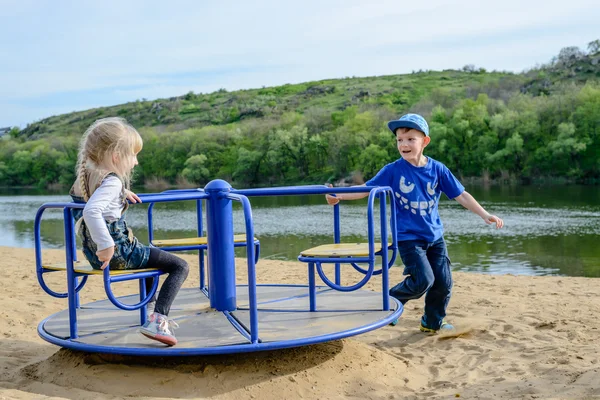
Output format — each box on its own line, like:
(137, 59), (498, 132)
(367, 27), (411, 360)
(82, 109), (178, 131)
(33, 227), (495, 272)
(420, 321), (454, 333)
(140, 313), (179, 346)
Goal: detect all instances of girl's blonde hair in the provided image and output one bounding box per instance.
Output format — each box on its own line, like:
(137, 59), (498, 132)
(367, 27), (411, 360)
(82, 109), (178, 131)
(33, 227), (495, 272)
(76, 117), (143, 201)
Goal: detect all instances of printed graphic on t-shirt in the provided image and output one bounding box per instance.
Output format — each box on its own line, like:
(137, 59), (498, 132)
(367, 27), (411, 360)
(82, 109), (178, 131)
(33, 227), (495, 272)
(395, 175), (437, 216)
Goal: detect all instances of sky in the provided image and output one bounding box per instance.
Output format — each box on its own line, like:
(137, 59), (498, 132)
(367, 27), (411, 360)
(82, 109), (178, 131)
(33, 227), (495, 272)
(1, 0), (599, 128)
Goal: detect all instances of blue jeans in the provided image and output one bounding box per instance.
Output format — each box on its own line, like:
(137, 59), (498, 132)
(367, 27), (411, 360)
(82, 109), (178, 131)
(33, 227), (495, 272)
(389, 237), (452, 330)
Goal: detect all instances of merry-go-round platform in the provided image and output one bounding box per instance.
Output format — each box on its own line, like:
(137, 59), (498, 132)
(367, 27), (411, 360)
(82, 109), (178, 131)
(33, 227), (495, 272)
(35, 180), (403, 356)
(39, 285), (401, 355)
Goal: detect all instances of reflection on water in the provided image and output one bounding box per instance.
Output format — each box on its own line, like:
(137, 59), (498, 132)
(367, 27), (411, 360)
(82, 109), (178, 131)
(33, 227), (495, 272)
(2, 185), (599, 277)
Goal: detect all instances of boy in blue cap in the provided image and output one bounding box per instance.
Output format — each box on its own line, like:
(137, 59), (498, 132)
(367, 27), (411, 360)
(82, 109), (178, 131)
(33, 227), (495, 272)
(326, 113), (504, 332)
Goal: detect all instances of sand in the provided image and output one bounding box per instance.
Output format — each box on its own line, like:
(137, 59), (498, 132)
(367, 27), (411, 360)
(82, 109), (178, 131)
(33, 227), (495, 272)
(1, 246), (599, 400)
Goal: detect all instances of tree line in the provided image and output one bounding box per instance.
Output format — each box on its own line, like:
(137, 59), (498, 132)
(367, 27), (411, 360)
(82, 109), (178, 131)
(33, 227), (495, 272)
(1, 82), (598, 189)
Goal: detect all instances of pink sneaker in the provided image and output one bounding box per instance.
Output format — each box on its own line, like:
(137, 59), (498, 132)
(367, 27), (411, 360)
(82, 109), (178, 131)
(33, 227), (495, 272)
(140, 313), (179, 346)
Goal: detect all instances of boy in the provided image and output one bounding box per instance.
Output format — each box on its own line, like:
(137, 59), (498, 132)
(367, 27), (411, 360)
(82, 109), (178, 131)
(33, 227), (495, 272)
(326, 113), (503, 332)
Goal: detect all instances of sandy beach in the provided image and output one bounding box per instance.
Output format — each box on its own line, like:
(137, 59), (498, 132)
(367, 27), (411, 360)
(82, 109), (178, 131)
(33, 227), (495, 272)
(1, 246), (599, 400)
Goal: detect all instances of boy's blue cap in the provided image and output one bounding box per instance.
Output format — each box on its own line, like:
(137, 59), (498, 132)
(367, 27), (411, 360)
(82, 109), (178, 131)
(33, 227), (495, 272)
(388, 113), (429, 136)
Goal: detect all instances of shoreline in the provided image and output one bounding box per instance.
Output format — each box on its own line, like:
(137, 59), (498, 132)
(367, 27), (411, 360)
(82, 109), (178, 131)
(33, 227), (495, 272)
(0, 179), (599, 194)
(1, 246), (600, 399)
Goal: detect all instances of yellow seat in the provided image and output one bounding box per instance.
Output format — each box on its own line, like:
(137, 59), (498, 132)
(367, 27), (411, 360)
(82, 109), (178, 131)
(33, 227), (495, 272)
(42, 261), (159, 275)
(299, 243), (386, 257)
(151, 234), (252, 247)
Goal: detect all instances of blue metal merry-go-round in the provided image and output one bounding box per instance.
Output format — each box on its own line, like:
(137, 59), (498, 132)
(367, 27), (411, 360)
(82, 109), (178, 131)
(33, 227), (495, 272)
(34, 180), (403, 356)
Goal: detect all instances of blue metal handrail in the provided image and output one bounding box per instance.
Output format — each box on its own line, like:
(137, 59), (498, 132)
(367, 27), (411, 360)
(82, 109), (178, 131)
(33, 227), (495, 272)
(310, 187), (396, 295)
(290, 185), (397, 311)
(349, 188), (398, 275)
(146, 189), (260, 291)
(147, 192), (208, 290)
(226, 193), (259, 344)
(234, 185), (375, 197)
(34, 203), (88, 298)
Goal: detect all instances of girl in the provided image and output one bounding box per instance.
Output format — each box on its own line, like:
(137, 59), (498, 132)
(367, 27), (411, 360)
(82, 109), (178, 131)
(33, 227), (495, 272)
(70, 117), (189, 346)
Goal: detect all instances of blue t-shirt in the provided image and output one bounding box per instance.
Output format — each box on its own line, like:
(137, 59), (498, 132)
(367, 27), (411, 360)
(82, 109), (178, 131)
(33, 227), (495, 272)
(366, 157), (464, 242)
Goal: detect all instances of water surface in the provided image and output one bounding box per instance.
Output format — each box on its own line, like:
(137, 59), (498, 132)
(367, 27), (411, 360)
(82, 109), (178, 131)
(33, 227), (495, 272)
(3, 185), (599, 277)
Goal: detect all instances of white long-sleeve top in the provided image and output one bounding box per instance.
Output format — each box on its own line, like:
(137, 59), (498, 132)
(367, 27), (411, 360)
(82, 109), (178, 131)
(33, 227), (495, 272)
(82, 175), (125, 251)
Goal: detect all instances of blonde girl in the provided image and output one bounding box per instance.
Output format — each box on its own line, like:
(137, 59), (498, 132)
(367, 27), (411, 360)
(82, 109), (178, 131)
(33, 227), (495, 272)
(70, 117), (189, 346)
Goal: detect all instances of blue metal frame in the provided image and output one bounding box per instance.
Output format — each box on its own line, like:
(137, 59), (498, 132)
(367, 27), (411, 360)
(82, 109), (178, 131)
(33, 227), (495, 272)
(35, 182), (402, 355)
(146, 188), (260, 293)
(225, 192), (259, 343)
(35, 202), (165, 338)
(295, 186), (397, 311)
(34, 203), (88, 299)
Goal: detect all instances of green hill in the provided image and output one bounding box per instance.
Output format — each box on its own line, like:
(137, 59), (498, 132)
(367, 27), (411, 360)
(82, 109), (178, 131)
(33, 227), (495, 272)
(20, 70), (519, 139)
(2, 40), (600, 188)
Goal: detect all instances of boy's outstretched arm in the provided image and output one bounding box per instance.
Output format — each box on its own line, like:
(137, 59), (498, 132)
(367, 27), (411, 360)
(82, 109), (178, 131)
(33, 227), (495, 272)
(325, 184), (369, 205)
(454, 191), (504, 229)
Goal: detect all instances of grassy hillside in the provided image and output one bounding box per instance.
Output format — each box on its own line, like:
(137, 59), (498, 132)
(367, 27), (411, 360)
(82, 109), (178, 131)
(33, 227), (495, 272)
(3, 41), (600, 188)
(20, 70), (520, 139)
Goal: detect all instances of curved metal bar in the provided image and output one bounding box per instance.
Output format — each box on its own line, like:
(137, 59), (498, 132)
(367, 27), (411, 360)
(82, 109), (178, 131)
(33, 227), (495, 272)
(225, 193), (259, 344)
(254, 241), (261, 265)
(388, 189), (398, 266)
(103, 269), (161, 311)
(345, 187), (396, 275)
(315, 260), (375, 292)
(298, 255), (371, 263)
(34, 203), (88, 298)
(311, 186), (395, 293)
(73, 276), (89, 293)
(350, 261), (376, 275)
